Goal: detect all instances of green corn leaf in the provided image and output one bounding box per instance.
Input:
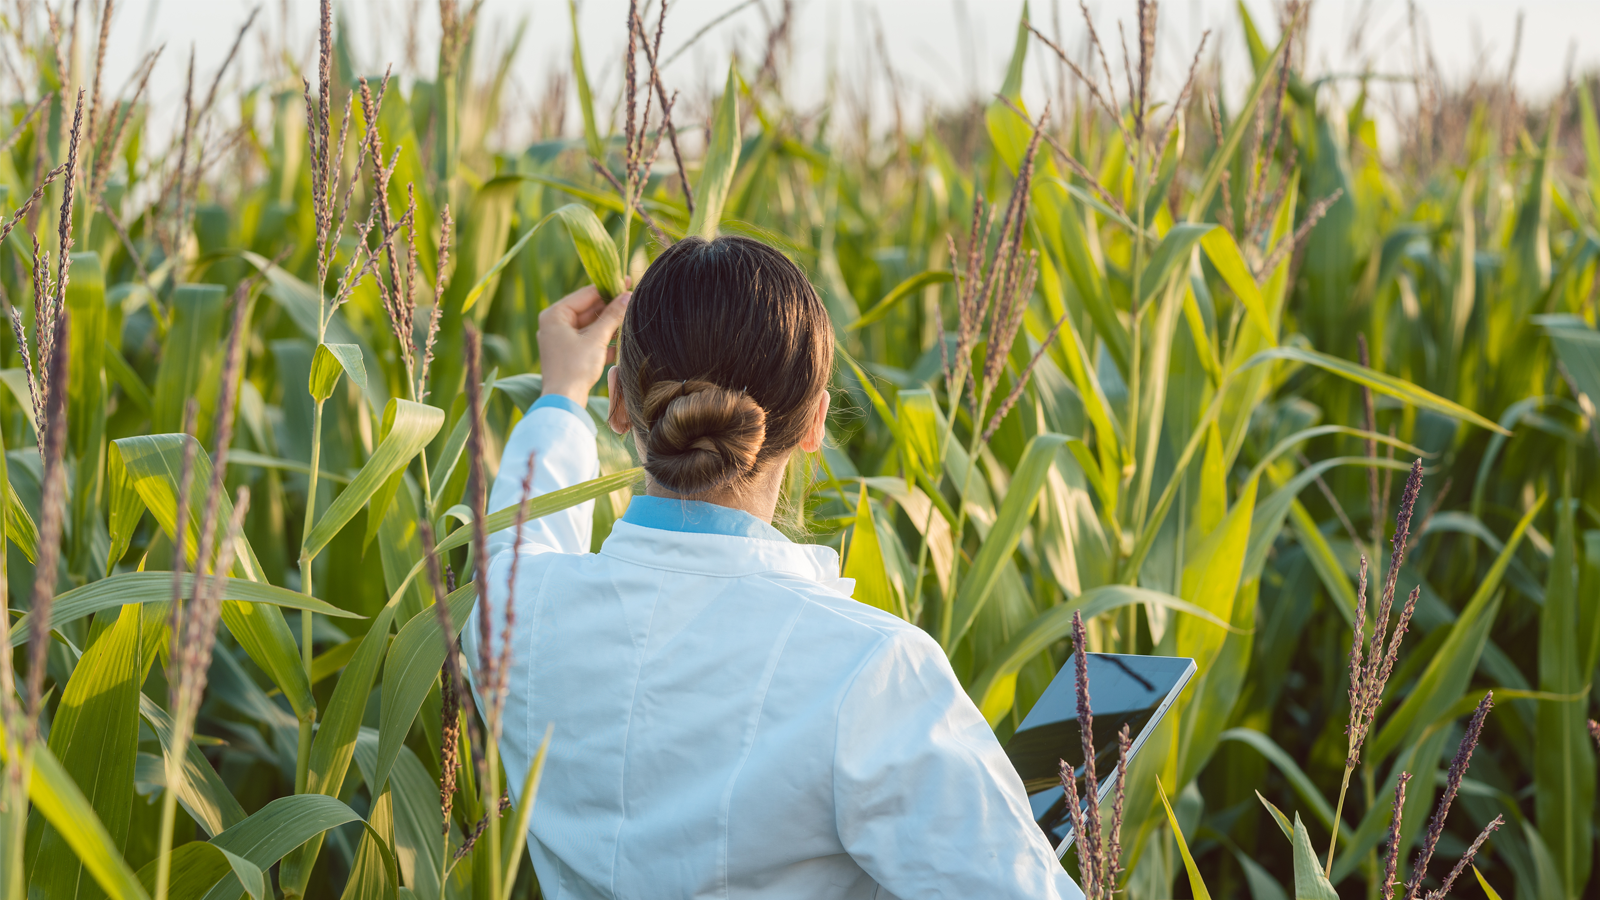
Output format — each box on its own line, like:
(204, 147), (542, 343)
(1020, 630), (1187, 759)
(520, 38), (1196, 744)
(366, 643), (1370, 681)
(502, 725), (553, 900)
(372, 582), (476, 799)
(1256, 790), (1295, 841)
(106, 443), (144, 576)
(6, 468), (38, 563)
(1287, 500), (1358, 624)
(511, 172), (687, 224)
(1175, 566), (1262, 794)
(1580, 80), (1600, 211)
(569, 0), (603, 163)
(309, 343), (367, 403)
(239, 251), (389, 411)
(687, 64), (742, 240)
(1176, 477), (1257, 680)
(151, 283), (227, 438)
(302, 399), (443, 559)
(895, 389), (944, 487)
(1157, 779), (1213, 900)
(1234, 848), (1290, 900)
(133, 793), (395, 900)
(0, 431), (10, 900)
(1368, 497), (1544, 763)
(441, 176), (523, 317)
(434, 467), (643, 558)
(1291, 813), (1339, 900)
(0, 368), (30, 419)
(9, 571), (360, 648)
(1473, 866), (1507, 900)
(280, 591), (405, 893)
(458, 198), (627, 312)
(1223, 730), (1343, 839)
(430, 372), (502, 522)
(947, 433), (1070, 648)
(1048, 185), (1132, 378)
(26, 602), (143, 900)
(1243, 425), (1426, 488)
(225, 449), (352, 484)
(353, 730), (442, 899)
(66, 252), (107, 461)
(459, 208), (546, 313)
(848, 270), (954, 331)
(1063, 438), (1115, 524)
(114, 433), (315, 719)
(0, 740), (150, 900)
(1545, 324), (1600, 409)
(838, 350), (897, 438)
(103, 339), (153, 415)
(362, 409), (408, 552)
(1243, 457), (1414, 585)
(203, 845), (267, 900)
(843, 484), (902, 618)
(1535, 487), (1593, 895)
(1522, 821), (1569, 900)
(968, 585), (1233, 724)
(337, 810), (398, 900)
(137, 694), (247, 838)
(1240, 346), (1508, 435)
(1449, 170), (1477, 364)
(550, 203), (625, 301)
(1199, 228), (1275, 343)
(1138, 223), (1215, 305)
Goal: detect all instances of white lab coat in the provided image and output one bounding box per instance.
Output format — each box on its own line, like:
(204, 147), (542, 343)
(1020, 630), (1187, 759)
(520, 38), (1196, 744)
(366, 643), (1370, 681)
(464, 397), (1085, 900)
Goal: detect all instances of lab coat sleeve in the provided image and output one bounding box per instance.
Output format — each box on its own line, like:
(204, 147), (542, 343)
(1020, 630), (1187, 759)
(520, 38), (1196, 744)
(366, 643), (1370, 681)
(486, 394), (600, 559)
(833, 627), (1085, 900)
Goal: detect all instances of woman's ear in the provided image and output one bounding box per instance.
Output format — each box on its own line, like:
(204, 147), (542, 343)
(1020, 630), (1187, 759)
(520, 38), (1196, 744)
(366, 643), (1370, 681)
(798, 390), (830, 453)
(606, 367), (630, 434)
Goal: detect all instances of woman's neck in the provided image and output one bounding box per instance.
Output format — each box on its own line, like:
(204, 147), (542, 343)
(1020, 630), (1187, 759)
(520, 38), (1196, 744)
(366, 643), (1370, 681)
(643, 463), (785, 523)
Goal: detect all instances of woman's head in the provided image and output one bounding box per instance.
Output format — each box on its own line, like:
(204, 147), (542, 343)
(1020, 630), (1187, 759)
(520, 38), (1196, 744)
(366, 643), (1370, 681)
(608, 235), (833, 497)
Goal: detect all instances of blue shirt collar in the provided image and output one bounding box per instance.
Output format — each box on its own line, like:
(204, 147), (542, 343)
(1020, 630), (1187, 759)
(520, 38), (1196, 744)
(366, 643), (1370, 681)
(620, 496), (791, 543)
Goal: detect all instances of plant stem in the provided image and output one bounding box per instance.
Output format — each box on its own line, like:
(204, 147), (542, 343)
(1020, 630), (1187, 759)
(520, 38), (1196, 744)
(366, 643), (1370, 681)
(1326, 762), (1355, 876)
(1126, 140), (1150, 533)
(486, 734), (504, 900)
(938, 388), (990, 649)
(294, 397), (326, 793)
(152, 775), (179, 900)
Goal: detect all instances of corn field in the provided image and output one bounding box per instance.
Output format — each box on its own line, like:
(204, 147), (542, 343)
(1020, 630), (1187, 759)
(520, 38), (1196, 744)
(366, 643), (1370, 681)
(0, 0), (1597, 897)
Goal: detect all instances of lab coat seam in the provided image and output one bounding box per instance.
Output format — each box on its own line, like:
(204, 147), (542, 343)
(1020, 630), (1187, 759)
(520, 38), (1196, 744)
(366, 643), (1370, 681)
(525, 556), (558, 827)
(718, 579), (807, 900)
(607, 566), (666, 898)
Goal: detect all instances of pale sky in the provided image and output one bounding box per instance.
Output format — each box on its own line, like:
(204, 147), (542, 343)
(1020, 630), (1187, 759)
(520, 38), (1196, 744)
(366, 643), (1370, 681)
(93, 1), (1600, 149)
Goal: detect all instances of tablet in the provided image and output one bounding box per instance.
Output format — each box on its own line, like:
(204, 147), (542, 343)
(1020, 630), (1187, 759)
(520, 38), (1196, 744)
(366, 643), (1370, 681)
(1003, 653), (1196, 856)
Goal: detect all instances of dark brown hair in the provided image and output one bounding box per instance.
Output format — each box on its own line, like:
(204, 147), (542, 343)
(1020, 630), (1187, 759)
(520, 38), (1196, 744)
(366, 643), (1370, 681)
(617, 235), (833, 495)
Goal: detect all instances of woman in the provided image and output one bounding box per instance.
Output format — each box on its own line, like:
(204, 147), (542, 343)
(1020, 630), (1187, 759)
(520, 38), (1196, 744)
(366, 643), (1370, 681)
(466, 235), (1084, 899)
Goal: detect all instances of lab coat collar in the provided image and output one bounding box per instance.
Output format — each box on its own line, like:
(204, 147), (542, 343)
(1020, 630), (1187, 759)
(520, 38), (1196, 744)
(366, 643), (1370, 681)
(620, 495), (791, 543)
(600, 519), (851, 589)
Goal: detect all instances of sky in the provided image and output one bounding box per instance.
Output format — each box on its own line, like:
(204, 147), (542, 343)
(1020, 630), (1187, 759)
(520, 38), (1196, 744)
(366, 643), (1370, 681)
(92, 1), (1600, 149)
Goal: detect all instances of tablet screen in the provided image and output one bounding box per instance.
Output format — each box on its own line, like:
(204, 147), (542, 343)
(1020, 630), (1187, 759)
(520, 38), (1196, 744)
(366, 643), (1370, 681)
(1003, 653), (1195, 852)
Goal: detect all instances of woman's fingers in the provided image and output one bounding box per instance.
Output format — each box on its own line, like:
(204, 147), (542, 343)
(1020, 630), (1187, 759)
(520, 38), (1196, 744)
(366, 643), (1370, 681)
(548, 284), (605, 323)
(583, 291), (631, 339)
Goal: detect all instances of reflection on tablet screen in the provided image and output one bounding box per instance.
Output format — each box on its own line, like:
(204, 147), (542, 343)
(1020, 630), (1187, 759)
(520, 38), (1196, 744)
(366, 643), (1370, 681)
(1003, 653), (1195, 850)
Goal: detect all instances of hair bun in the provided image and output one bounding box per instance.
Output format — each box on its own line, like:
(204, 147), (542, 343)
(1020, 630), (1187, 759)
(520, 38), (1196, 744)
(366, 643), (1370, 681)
(641, 380), (767, 495)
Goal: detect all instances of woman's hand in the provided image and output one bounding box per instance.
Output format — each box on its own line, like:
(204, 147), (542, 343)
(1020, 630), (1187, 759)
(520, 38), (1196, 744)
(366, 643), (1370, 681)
(538, 285), (630, 404)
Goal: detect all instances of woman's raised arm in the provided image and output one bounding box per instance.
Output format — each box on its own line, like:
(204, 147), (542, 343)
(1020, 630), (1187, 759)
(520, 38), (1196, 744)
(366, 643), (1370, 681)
(487, 285), (630, 559)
